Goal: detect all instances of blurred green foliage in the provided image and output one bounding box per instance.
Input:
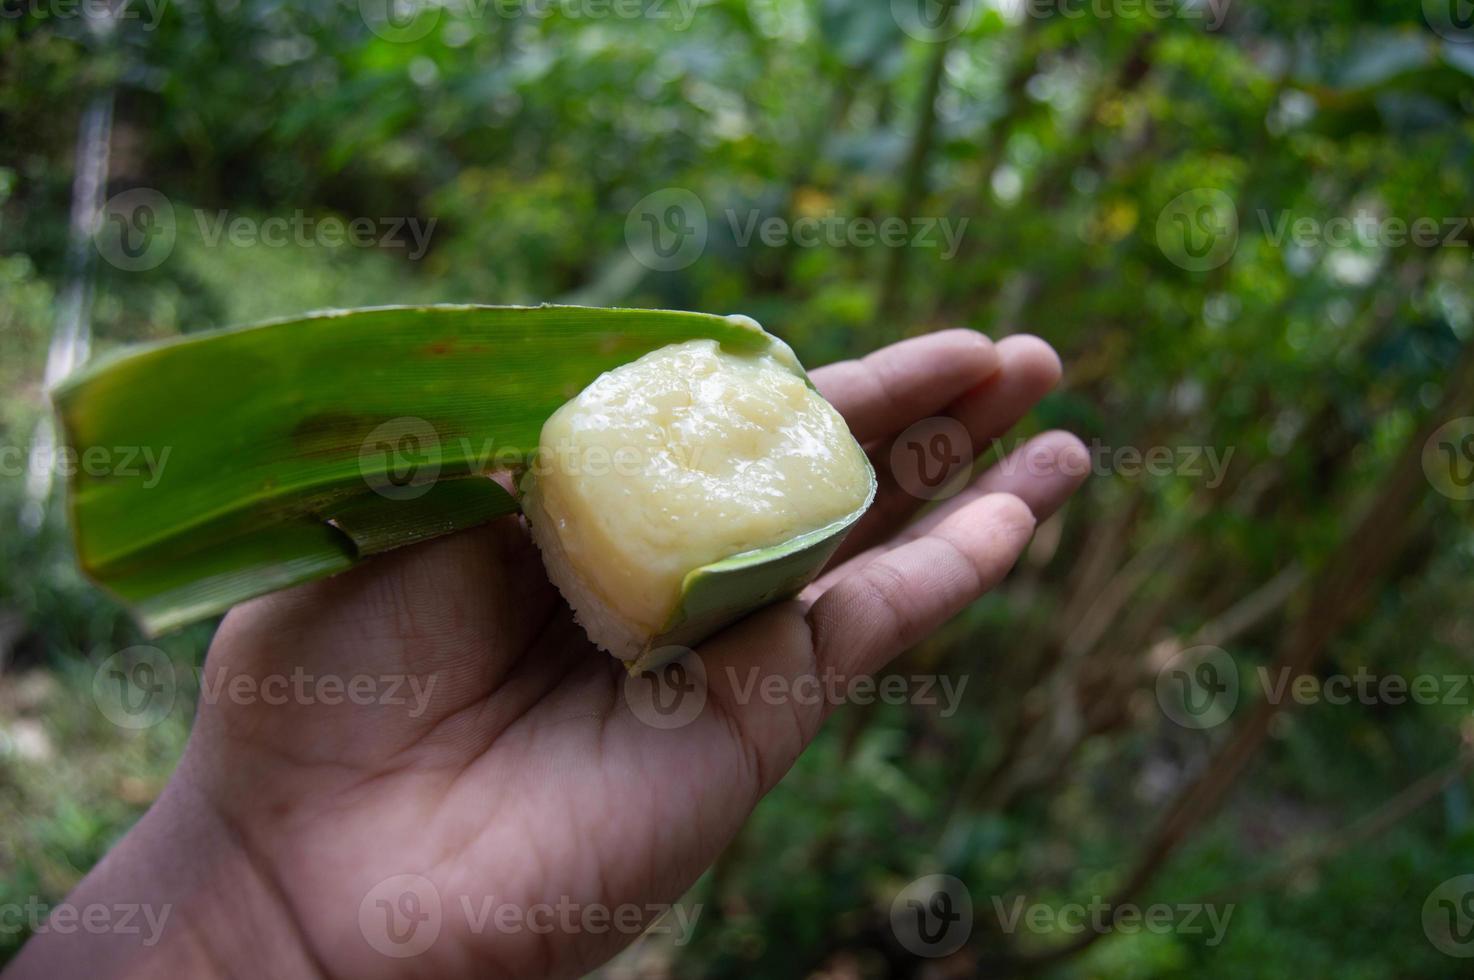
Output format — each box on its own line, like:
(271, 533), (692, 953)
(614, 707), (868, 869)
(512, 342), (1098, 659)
(3, 0), (1474, 976)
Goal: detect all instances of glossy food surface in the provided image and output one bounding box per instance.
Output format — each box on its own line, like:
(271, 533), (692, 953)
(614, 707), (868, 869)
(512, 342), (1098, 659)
(533, 338), (872, 635)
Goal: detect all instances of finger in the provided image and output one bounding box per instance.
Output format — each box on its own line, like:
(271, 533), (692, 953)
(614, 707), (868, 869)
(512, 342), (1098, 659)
(216, 515), (553, 676)
(899, 430), (1088, 540)
(201, 515), (559, 763)
(805, 492), (1036, 680)
(947, 334), (1064, 446)
(692, 602), (824, 794)
(810, 329), (1000, 445)
(812, 430), (1087, 592)
(831, 334), (1063, 563)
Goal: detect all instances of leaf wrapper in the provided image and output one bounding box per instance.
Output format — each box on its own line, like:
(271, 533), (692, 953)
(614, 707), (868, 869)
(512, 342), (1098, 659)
(55, 304), (874, 649)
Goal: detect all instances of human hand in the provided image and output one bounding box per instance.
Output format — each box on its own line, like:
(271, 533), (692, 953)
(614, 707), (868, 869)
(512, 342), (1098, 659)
(7, 331), (1087, 980)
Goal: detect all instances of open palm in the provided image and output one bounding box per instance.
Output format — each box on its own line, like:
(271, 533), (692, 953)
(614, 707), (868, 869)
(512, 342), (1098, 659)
(9, 331), (1085, 980)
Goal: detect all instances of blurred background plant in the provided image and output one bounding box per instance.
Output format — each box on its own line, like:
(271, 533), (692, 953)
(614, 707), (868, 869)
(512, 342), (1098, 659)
(3, 0), (1474, 976)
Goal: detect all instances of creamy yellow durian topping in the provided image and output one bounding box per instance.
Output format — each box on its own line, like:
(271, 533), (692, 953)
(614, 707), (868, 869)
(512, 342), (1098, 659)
(525, 336), (871, 655)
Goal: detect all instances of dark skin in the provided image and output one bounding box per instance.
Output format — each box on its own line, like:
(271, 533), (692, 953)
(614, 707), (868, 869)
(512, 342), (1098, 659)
(7, 331), (1087, 979)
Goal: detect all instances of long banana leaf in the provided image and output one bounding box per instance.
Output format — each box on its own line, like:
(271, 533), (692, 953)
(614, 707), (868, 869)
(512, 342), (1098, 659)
(54, 305), (783, 634)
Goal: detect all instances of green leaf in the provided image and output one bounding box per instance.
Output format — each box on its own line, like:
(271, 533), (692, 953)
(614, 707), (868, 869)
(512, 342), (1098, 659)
(632, 500), (874, 672)
(54, 304), (776, 634)
(327, 477), (519, 557)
